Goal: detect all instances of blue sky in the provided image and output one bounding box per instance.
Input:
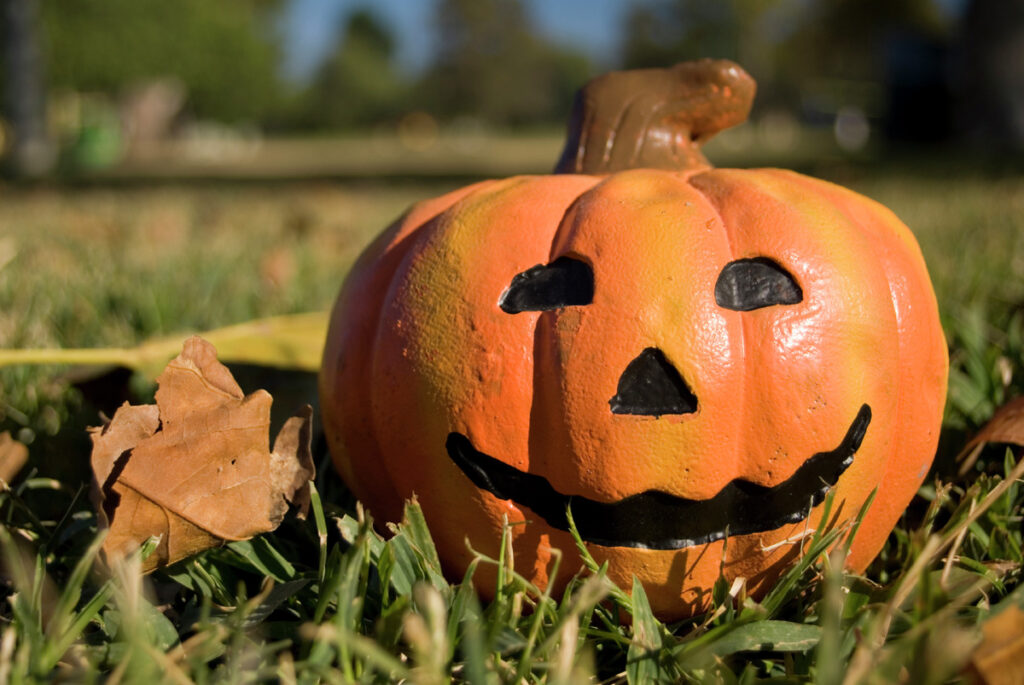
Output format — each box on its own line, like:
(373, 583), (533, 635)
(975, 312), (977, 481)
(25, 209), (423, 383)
(280, 0), (635, 81)
(279, 0), (970, 83)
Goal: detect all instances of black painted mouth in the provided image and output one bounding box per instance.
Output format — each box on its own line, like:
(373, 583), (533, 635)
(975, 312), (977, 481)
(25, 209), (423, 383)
(445, 404), (871, 550)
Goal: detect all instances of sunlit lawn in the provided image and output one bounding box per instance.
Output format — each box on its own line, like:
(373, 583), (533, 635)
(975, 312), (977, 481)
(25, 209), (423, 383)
(0, 142), (1022, 681)
(2, 156), (1022, 428)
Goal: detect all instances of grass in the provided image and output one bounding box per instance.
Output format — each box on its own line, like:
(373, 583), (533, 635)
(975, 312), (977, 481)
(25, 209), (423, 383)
(1, 153), (1023, 682)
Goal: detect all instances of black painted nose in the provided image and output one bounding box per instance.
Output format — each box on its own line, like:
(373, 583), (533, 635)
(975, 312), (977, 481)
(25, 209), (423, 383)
(609, 348), (697, 416)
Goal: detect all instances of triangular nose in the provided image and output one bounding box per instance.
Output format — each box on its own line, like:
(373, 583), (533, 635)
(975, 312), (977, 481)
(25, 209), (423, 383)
(609, 348), (697, 416)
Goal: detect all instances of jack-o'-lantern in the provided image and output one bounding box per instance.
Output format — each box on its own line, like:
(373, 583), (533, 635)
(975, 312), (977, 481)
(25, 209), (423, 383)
(319, 60), (948, 619)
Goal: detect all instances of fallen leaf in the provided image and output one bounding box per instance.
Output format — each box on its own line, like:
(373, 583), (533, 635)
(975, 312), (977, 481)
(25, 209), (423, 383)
(90, 336), (314, 572)
(966, 598), (1024, 685)
(0, 310), (328, 377)
(958, 396), (1024, 473)
(0, 432), (28, 484)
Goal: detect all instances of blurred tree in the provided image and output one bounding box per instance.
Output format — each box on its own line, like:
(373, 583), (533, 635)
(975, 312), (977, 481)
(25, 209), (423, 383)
(778, 0), (954, 141)
(302, 10), (408, 130)
(623, 0), (949, 89)
(776, 0), (948, 84)
(41, 0), (285, 122)
(957, 0), (1024, 148)
(417, 0), (591, 126)
(1, 0), (55, 177)
(623, 0), (957, 141)
(620, 0), (805, 107)
(623, 1), (741, 68)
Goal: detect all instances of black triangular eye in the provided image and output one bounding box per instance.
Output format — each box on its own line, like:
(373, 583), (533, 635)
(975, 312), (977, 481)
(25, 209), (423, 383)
(499, 256), (594, 314)
(715, 258), (802, 311)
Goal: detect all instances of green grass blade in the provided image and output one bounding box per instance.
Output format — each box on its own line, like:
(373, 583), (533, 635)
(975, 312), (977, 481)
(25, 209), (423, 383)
(227, 536), (297, 582)
(626, 578), (664, 684)
(41, 582), (114, 674)
(397, 498), (448, 594)
(707, 620), (822, 658)
(44, 530), (107, 642)
(310, 482), (328, 587)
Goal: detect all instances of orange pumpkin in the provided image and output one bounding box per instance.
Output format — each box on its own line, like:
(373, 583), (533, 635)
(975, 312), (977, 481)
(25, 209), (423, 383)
(319, 60), (948, 619)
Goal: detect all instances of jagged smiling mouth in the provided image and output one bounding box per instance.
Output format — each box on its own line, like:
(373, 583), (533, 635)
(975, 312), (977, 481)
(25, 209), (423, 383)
(445, 404), (872, 550)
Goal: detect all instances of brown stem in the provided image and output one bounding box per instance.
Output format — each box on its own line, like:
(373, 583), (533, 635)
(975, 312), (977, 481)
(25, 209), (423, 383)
(554, 59), (756, 174)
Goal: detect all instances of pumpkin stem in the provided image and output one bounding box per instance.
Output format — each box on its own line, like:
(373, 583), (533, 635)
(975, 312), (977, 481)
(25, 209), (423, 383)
(554, 59), (755, 174)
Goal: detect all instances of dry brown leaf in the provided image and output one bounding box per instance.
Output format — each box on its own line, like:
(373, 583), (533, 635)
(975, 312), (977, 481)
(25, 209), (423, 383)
(0, 431), (28, 485)
(967, 604), (1024, 685)
(90, 336), (315, 572)
(958, 396), (1024, 473)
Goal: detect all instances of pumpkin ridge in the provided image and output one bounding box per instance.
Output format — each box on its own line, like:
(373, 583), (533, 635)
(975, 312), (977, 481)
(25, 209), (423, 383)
(536, 169), (743, 501)
(368, 174), (606, 538)
(365, 178), (527, 507)
(322, 181), (496, 523)
(525, 180), (607, 496)
(754, 168), (947, 569)
(687, 167), (899, 489)
(686, 170), (749, 481)
(323, 228), (423, 509)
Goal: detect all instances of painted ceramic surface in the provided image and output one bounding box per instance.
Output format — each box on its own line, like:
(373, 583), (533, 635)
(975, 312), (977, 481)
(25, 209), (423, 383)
(320, 62), (948, 619)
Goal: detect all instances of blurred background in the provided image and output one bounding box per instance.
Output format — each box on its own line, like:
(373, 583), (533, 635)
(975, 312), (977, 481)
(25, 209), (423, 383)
(1, 0), (1023, 471)
(2, 0), (1021, 177)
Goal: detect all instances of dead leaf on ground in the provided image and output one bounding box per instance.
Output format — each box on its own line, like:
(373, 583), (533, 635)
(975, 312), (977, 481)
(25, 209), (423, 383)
(90, 336), (315, 573)
(0, 431), (28, 485)
(0, 311), (329, 377)
(958, 396), (1024, 473)
(966, 601), (1024, 685)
